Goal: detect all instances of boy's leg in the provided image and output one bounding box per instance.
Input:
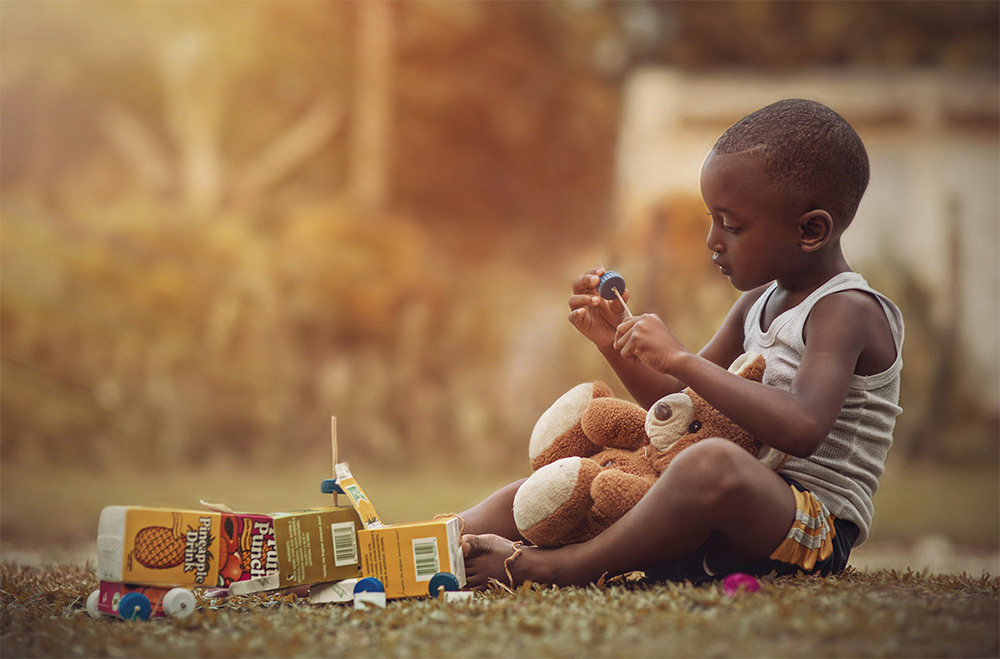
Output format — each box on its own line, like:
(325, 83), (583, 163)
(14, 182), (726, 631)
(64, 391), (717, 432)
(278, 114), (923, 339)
(464, 438), (796, 588)
(459, 478), (528, 540)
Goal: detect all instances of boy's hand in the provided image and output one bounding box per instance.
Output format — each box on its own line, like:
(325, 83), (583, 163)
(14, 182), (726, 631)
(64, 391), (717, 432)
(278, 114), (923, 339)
(613, 313), (690, 375)
(569, 268), (630, 348)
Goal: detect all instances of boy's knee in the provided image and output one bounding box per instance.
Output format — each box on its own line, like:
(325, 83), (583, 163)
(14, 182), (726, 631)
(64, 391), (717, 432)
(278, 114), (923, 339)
(662, 438), (752, 508)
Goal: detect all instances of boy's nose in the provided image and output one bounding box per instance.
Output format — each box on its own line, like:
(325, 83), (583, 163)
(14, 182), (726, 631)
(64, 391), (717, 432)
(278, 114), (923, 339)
(706, 226), (724, 253)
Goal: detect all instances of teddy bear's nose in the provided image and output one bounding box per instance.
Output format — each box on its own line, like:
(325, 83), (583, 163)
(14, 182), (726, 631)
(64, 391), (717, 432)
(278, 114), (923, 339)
(654, 402), (673, 421)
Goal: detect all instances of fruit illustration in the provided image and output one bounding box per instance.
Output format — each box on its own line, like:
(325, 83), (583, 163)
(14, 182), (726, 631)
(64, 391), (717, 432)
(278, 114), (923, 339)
(220, 552), (244, 584)
(134, 513), (186, 569)
(221, 515), (239, 553)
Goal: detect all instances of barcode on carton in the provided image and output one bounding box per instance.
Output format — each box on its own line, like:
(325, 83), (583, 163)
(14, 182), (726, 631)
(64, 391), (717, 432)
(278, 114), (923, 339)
(331, 521), (358, 567)
(412, 537), (439, 581)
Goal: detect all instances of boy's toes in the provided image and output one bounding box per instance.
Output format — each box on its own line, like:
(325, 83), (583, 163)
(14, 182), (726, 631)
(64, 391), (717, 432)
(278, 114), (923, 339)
(462, 533), (516, 590)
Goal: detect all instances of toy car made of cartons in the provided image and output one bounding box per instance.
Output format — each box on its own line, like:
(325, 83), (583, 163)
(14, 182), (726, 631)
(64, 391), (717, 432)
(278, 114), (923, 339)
(88, 464), (466, 620)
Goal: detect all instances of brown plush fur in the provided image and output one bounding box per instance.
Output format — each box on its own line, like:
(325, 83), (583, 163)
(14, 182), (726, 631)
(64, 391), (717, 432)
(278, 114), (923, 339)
(513, 352), (786, 548)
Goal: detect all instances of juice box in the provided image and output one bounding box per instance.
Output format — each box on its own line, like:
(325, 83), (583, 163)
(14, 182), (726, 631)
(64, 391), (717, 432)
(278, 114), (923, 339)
(98, 507), (224, 587)
(270, 507), (364, 588)
(357, 515), (466, 599)
(95, 582), (187, 619)
(334, 463), (382, 529)
(218, 511), (278, 587)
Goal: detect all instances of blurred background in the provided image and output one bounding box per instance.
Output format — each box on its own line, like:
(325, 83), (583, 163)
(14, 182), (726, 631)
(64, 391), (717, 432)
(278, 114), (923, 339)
(1, 1), (997, 571)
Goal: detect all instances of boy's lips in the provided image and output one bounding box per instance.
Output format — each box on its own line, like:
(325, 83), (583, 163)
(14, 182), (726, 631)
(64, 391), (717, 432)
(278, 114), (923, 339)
(712, 255), (730, 275)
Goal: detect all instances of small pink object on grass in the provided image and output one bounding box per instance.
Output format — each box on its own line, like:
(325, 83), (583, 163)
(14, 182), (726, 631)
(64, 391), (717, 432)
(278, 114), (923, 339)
(723, 572), (760, 597)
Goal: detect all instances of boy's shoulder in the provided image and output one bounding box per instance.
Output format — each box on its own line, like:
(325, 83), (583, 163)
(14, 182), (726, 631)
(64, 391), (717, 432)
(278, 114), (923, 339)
(806, 287), (898, 375)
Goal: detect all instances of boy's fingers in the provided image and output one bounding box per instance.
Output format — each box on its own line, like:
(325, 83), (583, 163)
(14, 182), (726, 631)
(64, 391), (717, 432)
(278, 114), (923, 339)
(613, 316), (639, 349)
(568, 294), (602, 310)
(572, 273), (601, 295)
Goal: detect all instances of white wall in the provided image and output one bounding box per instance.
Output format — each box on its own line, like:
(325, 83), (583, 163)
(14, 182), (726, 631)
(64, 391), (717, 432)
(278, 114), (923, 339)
(617, 67), (1000, 405)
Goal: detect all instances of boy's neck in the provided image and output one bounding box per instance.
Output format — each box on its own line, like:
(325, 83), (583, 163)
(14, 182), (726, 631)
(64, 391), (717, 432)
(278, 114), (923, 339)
(773, 246), (852, 301)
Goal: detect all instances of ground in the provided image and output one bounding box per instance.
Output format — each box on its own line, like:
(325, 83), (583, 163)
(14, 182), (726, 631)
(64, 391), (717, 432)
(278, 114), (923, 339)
(1, 457), (997, 657)
(1, 562), (998, 658)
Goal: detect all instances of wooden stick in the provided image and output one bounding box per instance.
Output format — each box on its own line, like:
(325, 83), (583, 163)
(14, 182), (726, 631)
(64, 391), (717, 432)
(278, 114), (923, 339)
(331, 416), (340, 507)
(613, 287), (633, 318)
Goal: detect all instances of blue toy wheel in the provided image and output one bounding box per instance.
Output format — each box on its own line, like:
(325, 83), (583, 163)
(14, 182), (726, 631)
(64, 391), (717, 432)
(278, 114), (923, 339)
(118, 592), (151, 621)
(353, 577), (385, 594)
(320, 479), (345, 494)
(597, 271), (627, 301)
(428, 572), (460, 596)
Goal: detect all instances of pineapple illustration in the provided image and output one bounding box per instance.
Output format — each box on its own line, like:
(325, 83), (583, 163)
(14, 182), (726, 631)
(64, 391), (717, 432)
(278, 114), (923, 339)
(134, 513), (186, 570)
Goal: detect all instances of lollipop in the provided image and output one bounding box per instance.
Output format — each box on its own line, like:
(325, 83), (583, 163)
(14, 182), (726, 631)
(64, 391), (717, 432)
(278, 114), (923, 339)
(597, 270), (632, 317)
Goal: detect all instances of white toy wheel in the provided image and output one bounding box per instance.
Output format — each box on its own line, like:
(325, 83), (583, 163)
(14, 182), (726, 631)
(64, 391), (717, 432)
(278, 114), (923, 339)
(86, 589), (102, 619)
(162, 588), (196, 618)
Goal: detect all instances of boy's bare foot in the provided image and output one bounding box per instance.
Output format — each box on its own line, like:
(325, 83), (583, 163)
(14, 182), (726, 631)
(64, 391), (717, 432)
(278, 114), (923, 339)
(463, 533), (521, 590)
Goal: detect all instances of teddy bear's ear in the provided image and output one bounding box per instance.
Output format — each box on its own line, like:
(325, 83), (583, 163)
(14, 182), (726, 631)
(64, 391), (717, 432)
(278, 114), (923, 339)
(729, 351), (765, 383)
(529, 381), (613, 469)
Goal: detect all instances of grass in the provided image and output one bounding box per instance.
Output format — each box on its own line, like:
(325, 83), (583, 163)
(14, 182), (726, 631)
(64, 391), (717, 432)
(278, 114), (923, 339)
(2, 457), (998, 657)
(2, 562), (998, 658)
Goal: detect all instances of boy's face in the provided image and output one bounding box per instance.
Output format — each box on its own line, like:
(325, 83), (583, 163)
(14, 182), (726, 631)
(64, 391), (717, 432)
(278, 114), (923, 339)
(700, 150), (803, 291)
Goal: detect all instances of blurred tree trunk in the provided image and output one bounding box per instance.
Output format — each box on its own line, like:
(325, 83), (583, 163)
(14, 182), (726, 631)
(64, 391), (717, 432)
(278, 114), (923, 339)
(160, 30), (226, 219)
(350, 0), (395, 217)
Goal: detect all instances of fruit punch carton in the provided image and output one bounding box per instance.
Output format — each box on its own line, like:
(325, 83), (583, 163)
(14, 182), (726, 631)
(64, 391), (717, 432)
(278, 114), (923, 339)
(227, 506), (367, 595)
(358, 515), (466, 599)
(269, 507), (365, 588)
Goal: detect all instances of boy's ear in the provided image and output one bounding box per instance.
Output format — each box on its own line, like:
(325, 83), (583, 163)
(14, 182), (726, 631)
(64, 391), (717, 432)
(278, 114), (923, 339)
(797, 210), (834, 252)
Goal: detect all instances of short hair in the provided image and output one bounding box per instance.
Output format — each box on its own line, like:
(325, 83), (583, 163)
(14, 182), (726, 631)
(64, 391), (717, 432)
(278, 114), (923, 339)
(713, 99), (870, 227)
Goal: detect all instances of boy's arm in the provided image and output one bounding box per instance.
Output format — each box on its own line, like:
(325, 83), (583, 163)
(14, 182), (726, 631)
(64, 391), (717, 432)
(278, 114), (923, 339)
(616, 292), (875, 457)
(594, 288), (762, 409)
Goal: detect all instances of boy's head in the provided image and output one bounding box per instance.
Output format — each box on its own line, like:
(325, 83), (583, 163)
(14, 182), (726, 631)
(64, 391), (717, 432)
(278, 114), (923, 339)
(712, 99), (869, 228)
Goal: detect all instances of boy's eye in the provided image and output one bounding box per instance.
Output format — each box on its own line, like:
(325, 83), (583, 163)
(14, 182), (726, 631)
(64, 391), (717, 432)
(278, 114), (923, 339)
(722, 224), (740, 234)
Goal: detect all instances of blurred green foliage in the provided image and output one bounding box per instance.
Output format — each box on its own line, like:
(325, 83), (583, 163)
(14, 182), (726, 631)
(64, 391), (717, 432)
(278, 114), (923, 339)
(1, 1), (996, 475)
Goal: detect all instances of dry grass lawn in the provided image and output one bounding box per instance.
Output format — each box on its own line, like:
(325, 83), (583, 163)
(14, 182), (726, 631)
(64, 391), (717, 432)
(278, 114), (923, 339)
(2, 561), (998, 658)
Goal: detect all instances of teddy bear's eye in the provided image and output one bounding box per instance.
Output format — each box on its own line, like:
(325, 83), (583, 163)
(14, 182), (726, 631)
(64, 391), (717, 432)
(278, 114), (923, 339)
(601, 460), (615, 468)
(688, 421), (702, 433)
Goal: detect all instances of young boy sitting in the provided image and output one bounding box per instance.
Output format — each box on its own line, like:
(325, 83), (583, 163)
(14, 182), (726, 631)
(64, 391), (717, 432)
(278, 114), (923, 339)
(460, 98), (904, 587)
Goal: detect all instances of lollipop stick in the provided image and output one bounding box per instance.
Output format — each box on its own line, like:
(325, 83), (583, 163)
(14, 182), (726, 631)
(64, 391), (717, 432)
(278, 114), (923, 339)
(613, 288), (633, 318)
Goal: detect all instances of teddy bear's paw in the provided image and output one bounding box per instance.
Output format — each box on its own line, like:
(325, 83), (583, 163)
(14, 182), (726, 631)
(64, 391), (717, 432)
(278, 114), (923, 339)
(590, 469), (656, 520)
(581, 397), (650, 450)
(529, 382), (614, 470)
(730, 351), (765, 381)
(513, 456), (601, 548)
(645, 392), (696, 451)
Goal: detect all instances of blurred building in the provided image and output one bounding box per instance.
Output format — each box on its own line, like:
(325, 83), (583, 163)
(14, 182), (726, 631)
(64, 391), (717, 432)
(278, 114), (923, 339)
(616, 67), (1000, 408)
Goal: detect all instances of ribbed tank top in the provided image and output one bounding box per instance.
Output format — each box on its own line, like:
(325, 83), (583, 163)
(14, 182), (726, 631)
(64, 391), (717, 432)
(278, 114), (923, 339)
(743, 272), (904, 546)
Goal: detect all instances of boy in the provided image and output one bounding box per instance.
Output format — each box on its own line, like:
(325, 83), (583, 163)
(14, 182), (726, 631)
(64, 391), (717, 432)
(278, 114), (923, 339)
(461, 99), (904, 587)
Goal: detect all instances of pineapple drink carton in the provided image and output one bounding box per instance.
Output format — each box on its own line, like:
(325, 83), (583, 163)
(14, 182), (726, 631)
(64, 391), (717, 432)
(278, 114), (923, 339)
(98, 507), (223, 587)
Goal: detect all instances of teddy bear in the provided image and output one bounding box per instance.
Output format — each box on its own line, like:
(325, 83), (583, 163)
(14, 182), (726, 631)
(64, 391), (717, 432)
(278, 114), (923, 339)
(512, 351), (787, 548)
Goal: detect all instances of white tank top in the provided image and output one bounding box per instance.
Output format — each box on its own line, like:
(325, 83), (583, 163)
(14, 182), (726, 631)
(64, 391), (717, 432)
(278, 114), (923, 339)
(743, 272), (904, 546)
